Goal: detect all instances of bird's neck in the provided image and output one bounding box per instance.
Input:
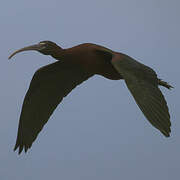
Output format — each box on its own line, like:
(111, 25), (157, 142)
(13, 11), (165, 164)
(50, 47), (66, 60)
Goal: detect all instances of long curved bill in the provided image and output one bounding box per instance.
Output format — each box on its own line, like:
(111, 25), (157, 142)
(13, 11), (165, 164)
(8, 43), (45, 59)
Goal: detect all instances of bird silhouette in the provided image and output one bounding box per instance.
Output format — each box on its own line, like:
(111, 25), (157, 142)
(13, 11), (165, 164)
(9, 41), (173, 154)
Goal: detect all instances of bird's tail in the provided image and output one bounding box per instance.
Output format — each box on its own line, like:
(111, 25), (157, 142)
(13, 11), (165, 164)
(158, 79), (174, 89)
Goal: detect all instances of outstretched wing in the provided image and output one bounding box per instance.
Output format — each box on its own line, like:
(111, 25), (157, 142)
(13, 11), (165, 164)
(111, 54), (171, 137)
(14, 61), (92, 154)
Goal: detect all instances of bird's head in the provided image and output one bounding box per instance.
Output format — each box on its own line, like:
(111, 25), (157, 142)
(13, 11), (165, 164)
(8, 41), (62, 59)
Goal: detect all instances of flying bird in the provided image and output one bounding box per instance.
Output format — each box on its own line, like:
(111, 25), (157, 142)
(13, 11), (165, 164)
(9, 41), (173, 154)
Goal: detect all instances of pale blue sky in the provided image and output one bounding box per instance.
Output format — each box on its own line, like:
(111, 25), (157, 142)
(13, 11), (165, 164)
(1, 0), (179, 179)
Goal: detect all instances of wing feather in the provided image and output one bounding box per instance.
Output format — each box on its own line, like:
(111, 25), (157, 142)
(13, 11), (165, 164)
(14, 61), (92, 154)
(111, 55), (171, 137)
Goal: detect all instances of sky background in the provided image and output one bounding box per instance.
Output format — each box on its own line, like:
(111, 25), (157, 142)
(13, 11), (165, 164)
(1, 0), (179, 179)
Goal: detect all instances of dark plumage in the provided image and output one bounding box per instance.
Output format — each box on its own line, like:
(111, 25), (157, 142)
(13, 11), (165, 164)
(9, 41), (173, 154)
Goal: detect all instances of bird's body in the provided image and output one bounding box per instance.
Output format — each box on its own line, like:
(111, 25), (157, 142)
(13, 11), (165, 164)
(9, 41), (173, 154)
(50, 43), (123, 80)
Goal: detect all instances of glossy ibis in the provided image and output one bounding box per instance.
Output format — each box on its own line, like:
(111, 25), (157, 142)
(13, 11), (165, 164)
(9, 41), (173, 154)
